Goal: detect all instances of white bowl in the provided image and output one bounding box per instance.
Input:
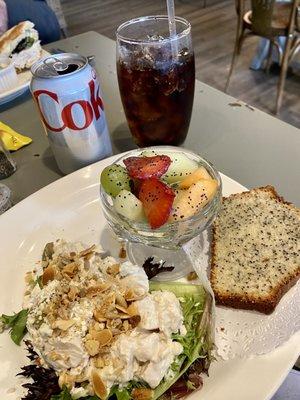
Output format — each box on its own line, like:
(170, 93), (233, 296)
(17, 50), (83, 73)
(0, 63), (18, 93)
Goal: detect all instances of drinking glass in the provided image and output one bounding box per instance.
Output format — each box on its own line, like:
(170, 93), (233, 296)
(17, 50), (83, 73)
(100, 146), (222, 281)
(116, 16), (195, 147)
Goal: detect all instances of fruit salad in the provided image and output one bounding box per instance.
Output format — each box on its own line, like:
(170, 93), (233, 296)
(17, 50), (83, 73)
(100, 150), (218, 229)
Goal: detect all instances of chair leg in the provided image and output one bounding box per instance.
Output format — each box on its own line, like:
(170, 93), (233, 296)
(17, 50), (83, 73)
(237, 28), (245, 54)
(225, 30), (244, 92)
(275, 34), (293, 114)
(265, 40), (273, 73)
(273, 40), (283, 66)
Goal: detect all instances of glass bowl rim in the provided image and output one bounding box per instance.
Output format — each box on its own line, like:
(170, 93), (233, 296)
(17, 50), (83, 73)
(116, 15), (191, 46)
(99, 146), (222, 232)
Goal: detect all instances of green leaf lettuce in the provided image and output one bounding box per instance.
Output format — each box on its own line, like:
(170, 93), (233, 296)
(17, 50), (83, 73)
(0, 309), (28, 345)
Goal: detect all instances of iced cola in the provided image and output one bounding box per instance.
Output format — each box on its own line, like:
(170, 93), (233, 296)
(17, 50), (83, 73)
(116, 16), (195, 147)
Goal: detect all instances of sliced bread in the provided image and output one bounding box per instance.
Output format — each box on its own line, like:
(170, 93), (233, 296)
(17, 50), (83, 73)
(210, 186), (300, 314)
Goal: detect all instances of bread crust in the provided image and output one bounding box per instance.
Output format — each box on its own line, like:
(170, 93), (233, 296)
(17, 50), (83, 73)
(210, 186), (300, 314)
(0, 21), (35, 54)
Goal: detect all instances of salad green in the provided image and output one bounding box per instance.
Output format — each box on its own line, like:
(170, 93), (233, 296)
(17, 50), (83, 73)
(0, 309), (28, 345)
(150, 282), (212, 400)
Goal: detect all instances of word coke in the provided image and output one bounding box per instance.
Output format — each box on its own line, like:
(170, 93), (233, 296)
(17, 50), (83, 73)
(31, 53), (112, 174)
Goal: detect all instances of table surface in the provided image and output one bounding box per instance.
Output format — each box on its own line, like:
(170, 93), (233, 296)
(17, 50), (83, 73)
(0, 31), (300, 206)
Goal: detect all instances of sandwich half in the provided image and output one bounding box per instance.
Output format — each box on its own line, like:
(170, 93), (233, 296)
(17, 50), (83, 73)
(0, 21), (42, 71)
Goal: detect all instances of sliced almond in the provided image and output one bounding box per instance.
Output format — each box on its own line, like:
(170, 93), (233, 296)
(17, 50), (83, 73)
(124, 288), (145, 301)
(132, 388), (153, 400)
(53, 319), (75, 331)
(102, 292), (115, 307)
(91, 328), (113, 347)
(84, 252), (94, 262)
(42, 265), (56, 285)
(62, 262), (78, 277)
(80, 244), (96, 257)
(94, 356), (105, 368)
(91, 369), (107, 400)
(58, 371), (75, 389)
(93, 321), (105, 331)
(85, 339), (100, 356)
(106, 263), (120, 276)
(127, 303), (139, 316)
(87, 282), (111, 297)
(105, 311), (131, 320)
(57, 307), (69, 320)
(115, 304), (128, 314)
(93, 309), (107, 322)
(68, 286), (79, 301)
(115, 293), (127, 308)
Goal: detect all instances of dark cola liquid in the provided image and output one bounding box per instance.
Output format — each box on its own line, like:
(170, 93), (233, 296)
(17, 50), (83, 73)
(117, 53), (195, 147)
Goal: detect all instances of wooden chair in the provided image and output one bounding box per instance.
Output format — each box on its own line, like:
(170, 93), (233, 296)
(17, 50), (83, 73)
(225, 0), (300, 114)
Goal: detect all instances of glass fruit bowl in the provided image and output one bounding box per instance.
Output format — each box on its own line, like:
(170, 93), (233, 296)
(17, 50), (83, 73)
(100, 146), (222, 281)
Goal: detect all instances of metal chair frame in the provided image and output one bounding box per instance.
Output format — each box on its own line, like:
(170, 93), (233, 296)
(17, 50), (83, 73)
(225, 0), (300, 114)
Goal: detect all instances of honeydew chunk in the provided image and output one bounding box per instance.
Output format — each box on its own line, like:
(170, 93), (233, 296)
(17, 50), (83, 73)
(169, 179), (218, 222)
(162, 153), (198, 184)
(179, 166), (212, 189)
(140, 150), (159, 157)
(140, 150), (200, 184)
(114, 190), (145, 221)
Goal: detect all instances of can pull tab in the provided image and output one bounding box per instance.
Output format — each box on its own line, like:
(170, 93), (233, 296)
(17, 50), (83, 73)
(53, 60), (69, 72)
(42, 57), (69, 76)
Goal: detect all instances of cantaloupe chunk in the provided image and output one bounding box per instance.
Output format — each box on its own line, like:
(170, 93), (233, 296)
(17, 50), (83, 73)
(179, 166), (212, 189)
(169, 179), (218, 222)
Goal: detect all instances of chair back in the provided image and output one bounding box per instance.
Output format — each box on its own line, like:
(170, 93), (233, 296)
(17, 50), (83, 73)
(251, 0), (276, 36)
(250, 0), (297, 37)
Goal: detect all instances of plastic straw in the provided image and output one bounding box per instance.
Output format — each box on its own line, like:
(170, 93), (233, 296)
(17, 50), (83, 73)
(166, 0), (178, 58)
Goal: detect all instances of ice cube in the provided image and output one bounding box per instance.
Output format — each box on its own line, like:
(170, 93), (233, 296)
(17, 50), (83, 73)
(147, 34), (165, 42)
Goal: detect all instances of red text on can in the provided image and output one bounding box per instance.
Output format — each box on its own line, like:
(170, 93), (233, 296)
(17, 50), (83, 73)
(33, 79), (104, 133)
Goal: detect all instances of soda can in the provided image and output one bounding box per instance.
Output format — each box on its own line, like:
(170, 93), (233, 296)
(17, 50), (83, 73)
(30, 53), (112, 174)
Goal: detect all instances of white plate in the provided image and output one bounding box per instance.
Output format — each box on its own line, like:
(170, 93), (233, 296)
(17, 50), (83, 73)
(0, 153), (299, 399)
(0, 50), (49, 105)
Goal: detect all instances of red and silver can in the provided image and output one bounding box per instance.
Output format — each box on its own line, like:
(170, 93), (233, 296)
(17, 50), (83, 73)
(30, 53), (112, 174)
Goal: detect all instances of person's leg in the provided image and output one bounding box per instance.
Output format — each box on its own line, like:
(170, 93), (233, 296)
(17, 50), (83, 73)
(250, 38), (271, 70)
(5, 0), (61, 44)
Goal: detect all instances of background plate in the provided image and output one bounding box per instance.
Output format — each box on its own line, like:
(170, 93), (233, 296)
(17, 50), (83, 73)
(0, 50), (49, 105)
(0, 153), (299, 399)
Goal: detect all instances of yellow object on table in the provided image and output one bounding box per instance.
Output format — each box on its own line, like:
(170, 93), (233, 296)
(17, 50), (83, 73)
(0, 121), (32, 151)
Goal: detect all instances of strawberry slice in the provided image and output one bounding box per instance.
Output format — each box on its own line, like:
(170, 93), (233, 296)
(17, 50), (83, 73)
(139, 178), (175, 229)
(123, 155), (171, 179)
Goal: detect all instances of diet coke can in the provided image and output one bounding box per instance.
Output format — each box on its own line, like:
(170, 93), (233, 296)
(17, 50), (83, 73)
(30, 53), (112, 174)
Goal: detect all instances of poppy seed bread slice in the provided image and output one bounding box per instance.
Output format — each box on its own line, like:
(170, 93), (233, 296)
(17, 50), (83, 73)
(210, 186), (300, 314)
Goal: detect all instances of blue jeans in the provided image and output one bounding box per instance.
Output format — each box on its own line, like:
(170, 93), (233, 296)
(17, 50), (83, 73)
(5, 0), (61, 44)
